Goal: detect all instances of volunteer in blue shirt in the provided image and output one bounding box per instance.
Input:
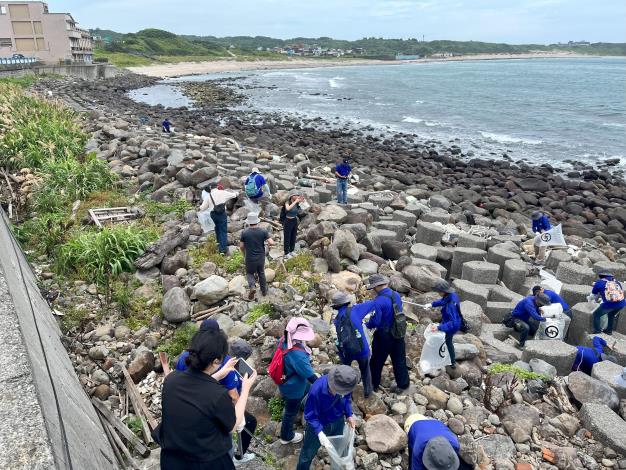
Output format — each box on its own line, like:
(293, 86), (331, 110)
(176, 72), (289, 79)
(531, 210), (552, 264)
(572, 336), (616, 375)
(428, 280), (462, 369)
(335, 156), (352, 204)
(278, 317), (318, 446)
(331, 291), (376, 397)
(244, 166), (272, 217)
(404, 414), (471, 470)
(162, 118), (171, 133)
(296, 365), (359, 470)
(591, 271), (626, 335)
(532, 285), (572, 318)
(507, 293), (551, 348)
(365, 274), (410, 393)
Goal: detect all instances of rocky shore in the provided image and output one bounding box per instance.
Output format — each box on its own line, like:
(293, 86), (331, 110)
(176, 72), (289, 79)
(19, 74), (626, 470)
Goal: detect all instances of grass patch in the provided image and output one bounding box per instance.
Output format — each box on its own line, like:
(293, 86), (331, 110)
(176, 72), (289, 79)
(268, 396), (285, 422)
(189, 238), (243, 273)
(143, 198), (193, 220)
(283, 252), (314, 274)
(13, 211), (74, 257)
(93, 50), (153, 67)
(59, 306), (90, 334)
(245, 303), (274, 325)
(123, 416), (143, 438)
(157, 322), (198, 363)
(0, 75), (40, 88)
(487, 363), (550, 381)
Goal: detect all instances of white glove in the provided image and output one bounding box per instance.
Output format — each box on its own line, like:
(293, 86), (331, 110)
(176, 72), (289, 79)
(586, 294), (598, 303)
(318, 432), (332, 449)
(419, 303), (431, 309)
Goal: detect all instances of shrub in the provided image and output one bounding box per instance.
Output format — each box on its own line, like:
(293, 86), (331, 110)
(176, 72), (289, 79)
(13, 212), (73, 256)
(246, 303), (274, 325)
(284, 252), (314, 275)
(189, 239), (242, 273)
(123, 416), (143, 438)
(268, 396), (285, 422)
(143, 198), (193, 220)
(157, 322), (198, 363)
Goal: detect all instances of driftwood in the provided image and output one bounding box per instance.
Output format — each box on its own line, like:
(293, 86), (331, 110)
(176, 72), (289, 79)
(122, 367), (157, 435)
(98, 412), (125, 470)
(134, 226), (190, 270)
(102, 418), (140, 470)
(91, 398), (151, 458)
(192, 302), (236, 321)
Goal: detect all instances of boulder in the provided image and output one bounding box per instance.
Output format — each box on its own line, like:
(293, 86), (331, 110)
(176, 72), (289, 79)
(364, 415), (408, 454)
(128, 351), (155, 383)
(579, 403), (626, 455)
(161, 287), (191, 323)
(363, 229), (398, 256)
(521, 340), (576, 376)
(330, 271), (362, 292)
(500, 404), (540, 443)
(333, 229), (360, 262)
(529, 358), (557, 379)
(591, 360), (626, 400)
(420, 385), (448, 409)
(318, 204), (348, 223)
(555, 262), (596, 286)
(193, 275), (229, 305)
(402, 265), (442, 292)
(568, 371), (619, 410)
(161, 250), (189, 275)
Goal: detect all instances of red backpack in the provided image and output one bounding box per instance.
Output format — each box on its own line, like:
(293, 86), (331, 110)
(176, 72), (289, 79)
(268, 338), (303, 385)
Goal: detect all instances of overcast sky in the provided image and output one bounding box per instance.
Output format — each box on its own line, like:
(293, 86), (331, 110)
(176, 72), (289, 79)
(52, 0), (625, 43)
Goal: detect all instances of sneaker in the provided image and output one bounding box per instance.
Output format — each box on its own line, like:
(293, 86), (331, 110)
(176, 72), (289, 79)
(234, 453), (255, 465)
(280, 432), (303, 445)
(247, 288), (256, 300)
(449, 363), (457, 369)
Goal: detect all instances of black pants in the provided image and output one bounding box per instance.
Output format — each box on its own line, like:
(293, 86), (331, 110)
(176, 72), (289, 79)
(245, 259), (267, 295)
(161, 450), (234, 470)
(236, 411), (257, 457)
(283, 217), (298, 254)
(370, 330), (410, 390)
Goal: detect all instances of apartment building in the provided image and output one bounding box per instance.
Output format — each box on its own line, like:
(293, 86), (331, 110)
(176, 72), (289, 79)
(0, 2), (92, 64)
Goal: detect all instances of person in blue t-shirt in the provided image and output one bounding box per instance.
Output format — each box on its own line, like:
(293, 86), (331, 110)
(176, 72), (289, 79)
(334, 157), (352, 204)
(532, 285), (572, 318)
(296, 366), (358, 470)
(277, 317), (319, 446)
(507, 293), (551, 348)
(531, 210), (552, 264)
(428, 280), (462, 369)
(162, 118), (171, 133)
(244, 166), (272, 217)
(591, 271), (626, 335)
(331, 291), (377, 397)
(572, 336), (616, 375)
(405, 414), (472, 470)
(365, 274), (410, 392)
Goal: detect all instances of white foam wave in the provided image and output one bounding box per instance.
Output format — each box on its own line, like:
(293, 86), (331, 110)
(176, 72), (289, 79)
(602, 122), (626, 128)
(424, 121), (442, 127)
(328, 77), (345, 88)
(402, 116), (424, 123)
(480, 131), (543, 145)
(415, 100), (424, 104)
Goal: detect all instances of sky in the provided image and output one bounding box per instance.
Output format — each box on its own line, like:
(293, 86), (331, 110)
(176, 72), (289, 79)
(50, 0), (625, 43)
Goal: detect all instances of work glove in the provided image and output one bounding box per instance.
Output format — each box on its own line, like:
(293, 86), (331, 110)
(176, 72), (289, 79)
(418, 303), (431, 309)
(318, 432), (332, 449)
(586, 294), (599, 303)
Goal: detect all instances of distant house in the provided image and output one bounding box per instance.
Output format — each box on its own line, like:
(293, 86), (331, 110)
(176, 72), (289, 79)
(431, 52), (453, 58)
(568, 40), (591, 46)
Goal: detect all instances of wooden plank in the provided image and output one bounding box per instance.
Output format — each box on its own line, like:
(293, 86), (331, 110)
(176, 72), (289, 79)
(121, 367), (158, 432)
(88, 209), (103, 228)
(91, 207), (132, 213)
(98, 411), (125, 470)
(91, 398), (151, 457)
(102, 418), (141, 470)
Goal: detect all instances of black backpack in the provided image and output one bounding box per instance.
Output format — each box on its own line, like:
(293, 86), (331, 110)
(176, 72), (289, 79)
(336, 307), (364, 357)
(383, 291), (407, 339)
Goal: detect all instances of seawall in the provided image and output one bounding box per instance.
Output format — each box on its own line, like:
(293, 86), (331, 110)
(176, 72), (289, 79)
(0, 209), (117, 470)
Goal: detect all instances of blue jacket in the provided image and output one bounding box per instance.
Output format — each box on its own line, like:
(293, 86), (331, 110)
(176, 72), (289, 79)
(366, 287), (402, 331)
(544, 289), (570, 312)
(333, 301), (378, 361)
(532, 215), (551, 233)
(512, 296), (547, 323)
(246, 173), (267, 199)
(573, 337), (608, 375)
(175, 353), (241, 394)
(408, 420), (460, 470)
(432, 293), (462, 334)
(592, 277), (626, 309)
(335, 162), (352, 179)
(304, 375), (353, 435)
(277, 339), (317, 400)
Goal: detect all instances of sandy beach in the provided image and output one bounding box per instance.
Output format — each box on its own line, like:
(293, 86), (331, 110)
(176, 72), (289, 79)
(127, 51), (599, 78)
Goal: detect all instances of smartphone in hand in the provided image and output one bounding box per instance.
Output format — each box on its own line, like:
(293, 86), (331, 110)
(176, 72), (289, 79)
(234, 357), (254, 379)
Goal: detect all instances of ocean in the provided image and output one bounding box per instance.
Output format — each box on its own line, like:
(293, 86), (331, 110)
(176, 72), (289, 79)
(131, 57), (626, 168)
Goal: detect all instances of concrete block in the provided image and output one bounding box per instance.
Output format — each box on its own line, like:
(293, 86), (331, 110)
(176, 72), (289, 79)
(410, 243), (438, 261)
(460, 301), (488, 336)
(591, 361), (626, 399)
(521, 340), (577, 376)
(579, 403), (626, 455)
(392, 210), (417, 228)
(555, 262), (596, 286)
(317, 187), (333, 203)
(403, 203), (429, 219)
(372, 220), (407, 241)
(421, 210), (451, 225)
(593, 261), (626, 281)
(584, 332), (626, 366)
(450, 247), (487, 279)
(348, 207), (376, 225)
(461, 261), (499, 285)
(559, 284), (590, 308)
(452, 279), (489, 310)
(363, 229), (397, 256)
(545, 250), (572, 271)
(429, 194), (451, 210)
(436, 246), (454, 262)
(457, 233), (487, 250)
(411, 258), (448, 279)
(479, 324), (522, 363)
(488, 285), (524, 304)
(501, 259), (528, 293)
(487, 247), (521, 279)
(567, 302), (597, 345)
(485, 301), (515, 323)
(415, 221), (446, 246)
(367, 192), (395, 209)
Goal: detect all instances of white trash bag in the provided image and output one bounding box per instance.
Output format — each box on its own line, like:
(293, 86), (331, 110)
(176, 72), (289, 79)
(326, 424), (355, 470)
(419, 323), (451, 374)
(539, 269), (563, 294)
(535, 304), (565, 340)
(198, 210), (214, 233)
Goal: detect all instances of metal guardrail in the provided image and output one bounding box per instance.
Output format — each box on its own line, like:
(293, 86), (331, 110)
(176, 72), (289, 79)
(0, 57), (38, 65)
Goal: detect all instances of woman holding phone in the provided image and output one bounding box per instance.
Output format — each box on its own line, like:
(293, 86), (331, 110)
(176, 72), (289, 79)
(282, 190), (304, 258)
(155, 326), (257, 469)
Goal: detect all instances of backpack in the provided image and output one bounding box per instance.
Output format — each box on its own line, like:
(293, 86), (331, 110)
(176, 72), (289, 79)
(245, 174), (259, 198)
(382, 292), (407, 339)
(336, 307), (364, 358)
(605, 280), (625, 302)
(268, 338), (304, 385)
(457, 301), (469, 333)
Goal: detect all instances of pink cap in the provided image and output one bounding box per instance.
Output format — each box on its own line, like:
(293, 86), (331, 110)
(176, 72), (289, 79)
(285, 317), (315, 349)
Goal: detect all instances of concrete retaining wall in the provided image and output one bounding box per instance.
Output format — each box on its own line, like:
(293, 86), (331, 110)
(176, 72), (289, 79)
(0, 64), (122, 80)
(0, 209), (117, 470)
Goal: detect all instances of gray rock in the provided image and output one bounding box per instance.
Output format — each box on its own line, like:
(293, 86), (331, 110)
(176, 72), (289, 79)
(476, 434), (516, 462)
(529, 358), (557, 379)
(556, 262), (596, 286)
(162, 287), (191, 323)
(193, 275), (229, 305)
(580, 403), (626, 455)
(364, 414), (407, 453)
(161, 250), (189, 275)
(568, 371), (620, 409)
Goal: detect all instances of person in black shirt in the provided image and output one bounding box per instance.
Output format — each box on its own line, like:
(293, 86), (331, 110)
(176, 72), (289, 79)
(155, 327), (257, 469)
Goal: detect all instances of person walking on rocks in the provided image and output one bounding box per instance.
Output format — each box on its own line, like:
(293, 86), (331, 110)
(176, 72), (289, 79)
(240, 213), (275, 300)
(331, 291), (376, 397)
(296, 365), (359, 470)
(505, 293), (551, 349)
(532, 285), (572, 318)
(334, 155), (352, 204)
(426, 280), (462, 369)
(572, 336), (616, 375)
(531, 210), (552, 264)
(162, 118), (171, 133)
(276, 317), (319, 446)
(244, 166), (272, 217)
(365, 274), (410, 392)
(590, 271), (625, 335)
(198, 181), (238, 255)
(282, 190), (304, 258)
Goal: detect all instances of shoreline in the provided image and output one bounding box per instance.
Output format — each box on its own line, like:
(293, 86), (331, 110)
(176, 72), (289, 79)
(126, 51), (614, 78)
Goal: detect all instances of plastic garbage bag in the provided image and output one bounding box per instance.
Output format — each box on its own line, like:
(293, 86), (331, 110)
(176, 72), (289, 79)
(198, 210), (214, 233)
(243, 197), (261, 215)
(535, 305), (565, 340)
(326, 424), (355, 470)
(539, 270), (563, 294)
(419, 323), (451, 374)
